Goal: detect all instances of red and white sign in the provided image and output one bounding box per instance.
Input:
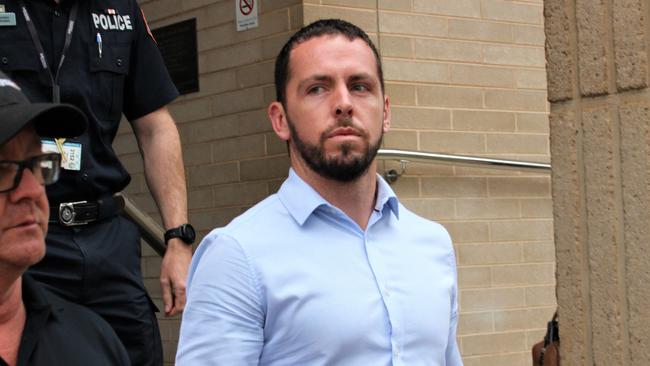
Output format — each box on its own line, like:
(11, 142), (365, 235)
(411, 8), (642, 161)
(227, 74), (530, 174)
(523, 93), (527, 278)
(236, 0), (258, 31)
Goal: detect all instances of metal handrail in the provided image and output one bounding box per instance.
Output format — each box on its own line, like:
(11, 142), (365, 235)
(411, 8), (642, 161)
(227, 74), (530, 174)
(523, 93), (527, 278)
(127, 149), (552, 255)
(121, 194), (167, 256)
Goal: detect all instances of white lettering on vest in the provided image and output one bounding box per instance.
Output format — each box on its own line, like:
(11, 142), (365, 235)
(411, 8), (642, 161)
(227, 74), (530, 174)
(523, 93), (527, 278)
(91, 13), (134, 31)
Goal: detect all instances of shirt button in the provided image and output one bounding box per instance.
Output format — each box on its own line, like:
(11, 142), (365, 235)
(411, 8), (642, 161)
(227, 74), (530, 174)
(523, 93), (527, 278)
(54, 10), (61, 16)
(1, 57), (7, 65)
(116, 58), (123, 67)
(393, 346), (400, 357)
(81, 172), (89, 181)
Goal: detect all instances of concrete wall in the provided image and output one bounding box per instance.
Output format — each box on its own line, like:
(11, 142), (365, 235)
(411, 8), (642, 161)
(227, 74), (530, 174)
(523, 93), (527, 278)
(545, 0), (650, 364)
(118, 1), (555, 364)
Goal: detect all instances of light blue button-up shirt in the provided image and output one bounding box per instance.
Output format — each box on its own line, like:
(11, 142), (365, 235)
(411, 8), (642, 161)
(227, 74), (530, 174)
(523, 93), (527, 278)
(177, 169), (463, 366)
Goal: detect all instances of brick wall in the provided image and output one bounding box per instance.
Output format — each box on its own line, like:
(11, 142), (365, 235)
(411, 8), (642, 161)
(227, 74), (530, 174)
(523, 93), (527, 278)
(118, 1), (554, 364)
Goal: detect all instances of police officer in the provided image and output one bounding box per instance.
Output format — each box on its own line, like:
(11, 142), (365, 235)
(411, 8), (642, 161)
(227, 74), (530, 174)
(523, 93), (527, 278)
(0, 1), (193, 365)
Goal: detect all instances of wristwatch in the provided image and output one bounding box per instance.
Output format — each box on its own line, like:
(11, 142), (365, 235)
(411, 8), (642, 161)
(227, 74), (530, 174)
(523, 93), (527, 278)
(164, 224), (196, 245)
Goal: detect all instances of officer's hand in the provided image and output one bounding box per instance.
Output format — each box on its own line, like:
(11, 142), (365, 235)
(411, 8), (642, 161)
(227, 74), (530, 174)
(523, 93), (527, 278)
(160, 239), (192, 316)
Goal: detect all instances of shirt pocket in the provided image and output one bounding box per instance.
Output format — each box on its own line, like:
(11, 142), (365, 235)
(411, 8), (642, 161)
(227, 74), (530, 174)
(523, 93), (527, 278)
(88, 41), (130, 123)
(0, 43), (50, 102)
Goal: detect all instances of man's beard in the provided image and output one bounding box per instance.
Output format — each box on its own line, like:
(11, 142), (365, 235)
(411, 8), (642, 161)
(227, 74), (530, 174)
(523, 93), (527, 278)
(287, 117), (382, 182)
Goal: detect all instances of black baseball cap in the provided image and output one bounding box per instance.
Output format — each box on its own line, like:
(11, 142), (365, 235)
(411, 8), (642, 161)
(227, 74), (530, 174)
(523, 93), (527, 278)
(0, 71), (86, 145)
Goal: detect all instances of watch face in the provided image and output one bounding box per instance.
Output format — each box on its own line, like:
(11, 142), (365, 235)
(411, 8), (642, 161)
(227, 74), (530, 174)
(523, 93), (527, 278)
(182, 224), (196, 243)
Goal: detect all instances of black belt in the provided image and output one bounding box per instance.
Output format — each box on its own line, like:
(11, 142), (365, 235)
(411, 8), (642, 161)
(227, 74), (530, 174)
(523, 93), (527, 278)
(49, 195), (125, 226)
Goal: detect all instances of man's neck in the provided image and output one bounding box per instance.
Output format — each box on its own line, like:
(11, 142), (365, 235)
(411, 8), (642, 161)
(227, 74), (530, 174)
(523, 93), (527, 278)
(292, 159), (379, 231)
(0, 278), (27, 366)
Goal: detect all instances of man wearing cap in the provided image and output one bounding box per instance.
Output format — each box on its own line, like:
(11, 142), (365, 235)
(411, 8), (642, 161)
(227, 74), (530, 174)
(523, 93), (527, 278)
(0, 1), (192, 364)
(0, 72), (130, 365)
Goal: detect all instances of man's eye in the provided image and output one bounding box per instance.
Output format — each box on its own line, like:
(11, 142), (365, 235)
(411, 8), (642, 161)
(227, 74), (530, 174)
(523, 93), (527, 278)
(352, 84), (369, 92)
(307, 85), (325, 94)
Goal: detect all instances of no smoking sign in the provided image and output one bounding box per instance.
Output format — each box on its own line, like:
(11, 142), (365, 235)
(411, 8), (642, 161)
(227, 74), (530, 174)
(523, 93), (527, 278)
(236, 0), (258, 31)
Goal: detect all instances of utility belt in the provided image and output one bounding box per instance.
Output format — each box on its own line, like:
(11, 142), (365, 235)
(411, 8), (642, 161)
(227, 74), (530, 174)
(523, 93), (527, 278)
(49, 195), (125, 226)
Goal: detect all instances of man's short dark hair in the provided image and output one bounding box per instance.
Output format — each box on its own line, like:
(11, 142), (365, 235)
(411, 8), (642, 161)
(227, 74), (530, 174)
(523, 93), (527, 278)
(274, 19), (384, 106)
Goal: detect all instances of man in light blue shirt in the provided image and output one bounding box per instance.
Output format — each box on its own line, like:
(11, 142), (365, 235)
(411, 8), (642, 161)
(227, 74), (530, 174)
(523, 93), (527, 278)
(176, 19), (463, 366)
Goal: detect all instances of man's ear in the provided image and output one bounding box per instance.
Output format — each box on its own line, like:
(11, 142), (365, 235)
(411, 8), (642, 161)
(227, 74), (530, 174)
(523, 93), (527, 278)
(382, 95), (391, 133)
(268, 101), (290, 141)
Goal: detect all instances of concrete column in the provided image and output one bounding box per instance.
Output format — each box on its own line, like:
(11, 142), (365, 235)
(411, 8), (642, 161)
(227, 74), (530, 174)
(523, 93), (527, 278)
(544, 0), (650, 364)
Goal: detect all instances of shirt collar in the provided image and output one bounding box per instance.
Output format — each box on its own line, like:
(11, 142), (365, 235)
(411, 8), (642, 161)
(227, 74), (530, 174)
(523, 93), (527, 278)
(278, 168), (400, 226)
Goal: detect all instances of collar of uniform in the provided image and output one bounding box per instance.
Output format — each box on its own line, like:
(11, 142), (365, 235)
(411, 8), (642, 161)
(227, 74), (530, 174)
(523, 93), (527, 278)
(277, 168), (400, 226)
(16, 274), (55, 366)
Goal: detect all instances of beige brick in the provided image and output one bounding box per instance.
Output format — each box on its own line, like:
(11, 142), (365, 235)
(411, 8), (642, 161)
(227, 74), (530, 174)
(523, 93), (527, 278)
(456, 243), (522, 265)
(442, 221), (490, 243)
(266, 133), (287, 155)
(484, 45), (546, 67)
(486, 133), (548, 154)
(401, 198), (456, 221)
(263, 0), (302, 12)
(453, 110), (516, 132)
(389, 177), (419, 197)
(236, 61), (275, 89)
(142, 256), (162, 278)
(457, 311), (493, 334)
(460, 353), (527, 366)
(378, 0), (411, 11)
(460, 331), (528, 355)
(516, 113), (549, 133)
(493, 309), (528, 331)
(212, 135), (266, 162)
(390, 107), (451, 130)
(383, 60), (449, 84)
(263, 85), (278, 105)
(515, 69), (547, 90)
(239, 109), (274, 135)
(461, 288), (526, 311)
(187, 115), (239, 143)
(198, 70), (238, 96)
(451, 65), (516, 88)
(379, 36), (414, 58)
(214, 182), (269, 207)
(381, 160), (455, 177)
(202, 40), (263, 73)
(491, 219), (553, 241)
(521, 198), (552, 218)
(576, 0), (609, 96)
(492, 263), (555, 286)
(321, 0), (376, 9)
(212, 87), (266, 116)
(448, 19), (512, 43)
(188, 188), (214, 209)
(120, 153), (144, 174)
(417, 85), (483, 108)
(414, 39), (483, 63)
(168, 97), (212, 123)
(525, 285), (556, 306)
(525, 306), (557, 329)
(513, 25), (545, 46)
(385, 83), (417, 106)
(413, 0), (481, 18)
(303, 5), (377, 32)
(484, 89), (548, 112)
(261, 33), (292, 60)
(482, 0), (543, 24)
(523, 241), (556, 262)
(189, 162), (239, 187)
(240, 155), (290, 181)
(456, 198), (520, 219)
(183, 143), (212, 166)
(422, 177), (488, 197)
(383, 130), (418, 150)
(420, 131), (486, 154)
(289, 4), (303, 29)
(378, 12), (447, 37)
(612, 0), (647, 90)
(488, 177), (550, 197)
(458, 267), (493, 288)
(190, 207), (244, 231)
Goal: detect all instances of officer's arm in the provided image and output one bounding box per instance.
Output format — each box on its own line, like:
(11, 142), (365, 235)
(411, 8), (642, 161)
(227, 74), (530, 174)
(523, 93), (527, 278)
(131, 106), (191, 317)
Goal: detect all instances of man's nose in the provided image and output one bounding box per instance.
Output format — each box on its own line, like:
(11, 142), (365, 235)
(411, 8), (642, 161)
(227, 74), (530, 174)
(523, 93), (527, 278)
(334, 86), (353, 117)
(9, 168), (44, 202)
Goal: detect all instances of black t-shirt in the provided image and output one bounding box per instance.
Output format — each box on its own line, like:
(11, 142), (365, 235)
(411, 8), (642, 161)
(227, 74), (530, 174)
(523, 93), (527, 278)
(0, 0), (178, 203)
(0, 275), (130, 366)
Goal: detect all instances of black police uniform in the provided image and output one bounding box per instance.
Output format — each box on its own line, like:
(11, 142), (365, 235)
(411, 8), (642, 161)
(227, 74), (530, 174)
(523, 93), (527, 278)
(0, 275), (131, 366)
(0, 1), (178, 365)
